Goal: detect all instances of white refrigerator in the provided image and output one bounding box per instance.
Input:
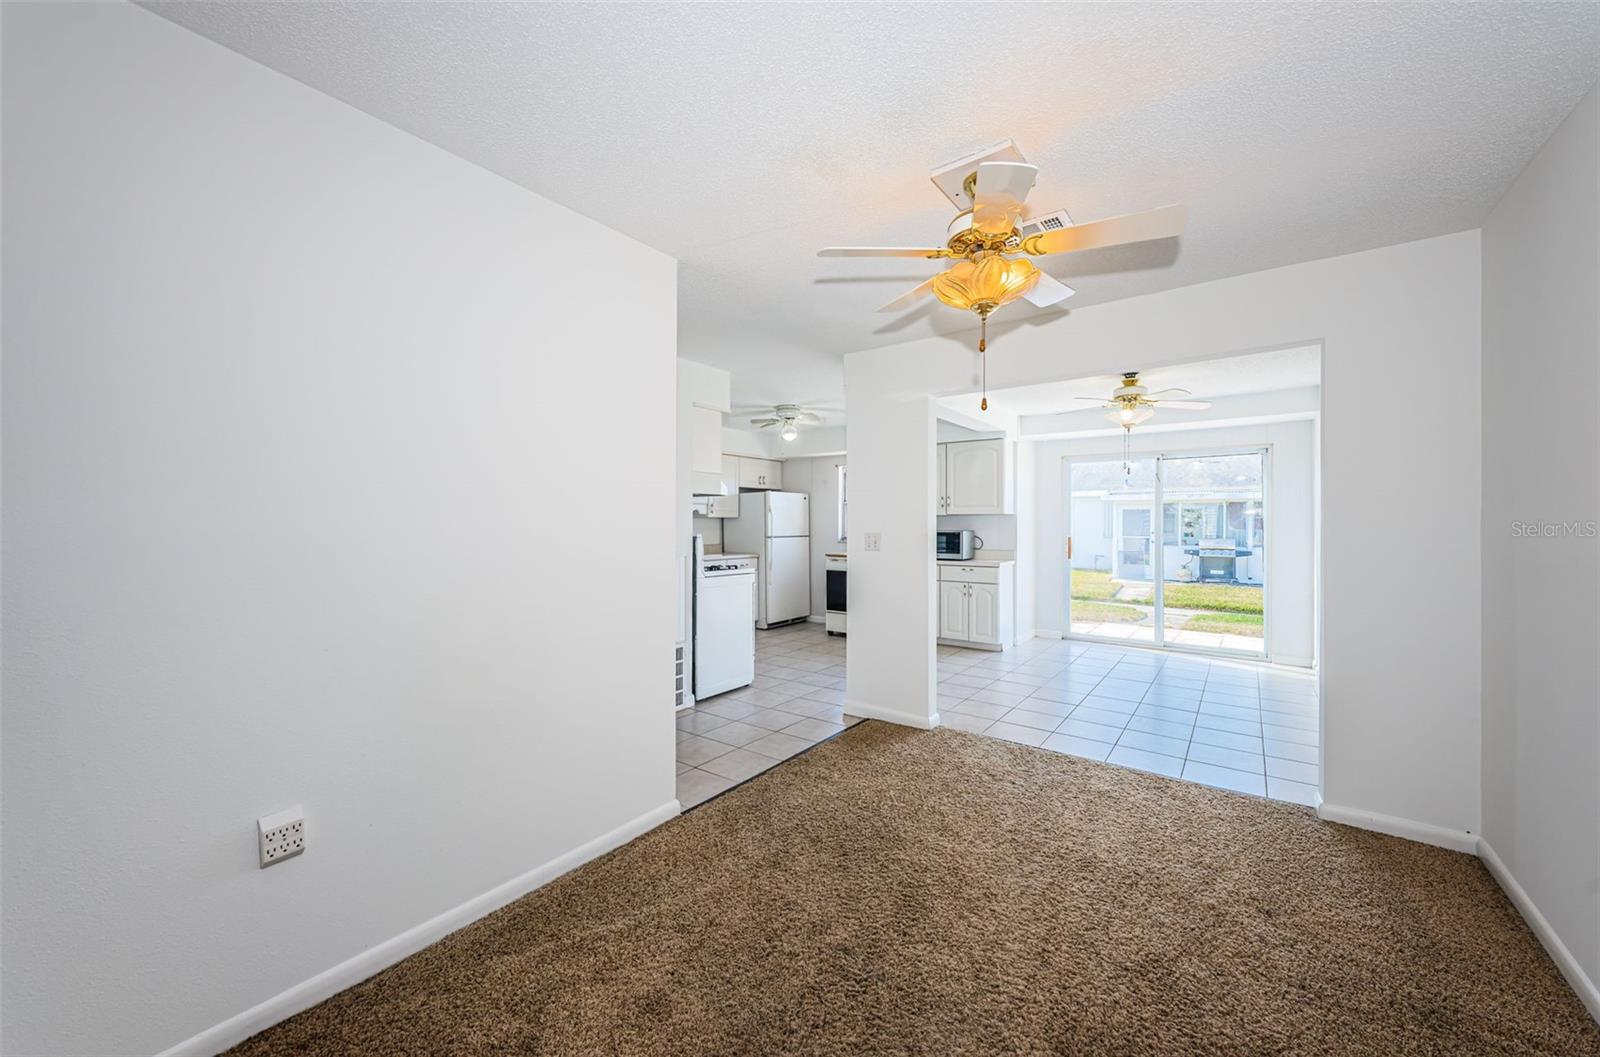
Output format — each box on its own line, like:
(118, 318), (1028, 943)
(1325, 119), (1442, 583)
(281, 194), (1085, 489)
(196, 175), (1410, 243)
(725, 491), (811, 629)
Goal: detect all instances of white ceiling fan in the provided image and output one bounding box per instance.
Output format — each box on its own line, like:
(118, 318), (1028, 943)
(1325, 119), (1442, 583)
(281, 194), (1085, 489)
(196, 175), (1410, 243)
(818, 140), (1187, 410)
(1080, 372), (1212, 427)
(748, 403), (822, 442)
(1082, 372), (1212, 476)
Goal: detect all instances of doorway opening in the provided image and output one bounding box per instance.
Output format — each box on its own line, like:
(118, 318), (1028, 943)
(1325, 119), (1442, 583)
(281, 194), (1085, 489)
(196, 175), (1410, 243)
(1067, 448), (1267, 659)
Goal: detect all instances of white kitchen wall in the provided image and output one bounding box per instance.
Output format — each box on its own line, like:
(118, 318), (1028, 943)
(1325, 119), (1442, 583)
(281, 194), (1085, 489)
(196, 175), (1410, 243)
(693, 514), (725, 548)
(845, 229), (1481, 847)
(1030, 416), (1318, 667)
(678, 359), (730, 652)
(771, 455), (846, 618)
(722, 427), (775, 458)
(938, 515), (1017, 552)
(1481, 86), (1598, 1017)
(2, 5), (678, 1055)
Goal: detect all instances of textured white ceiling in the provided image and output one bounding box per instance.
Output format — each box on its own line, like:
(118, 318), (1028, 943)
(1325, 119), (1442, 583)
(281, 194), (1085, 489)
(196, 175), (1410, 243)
(144, 2), (1598, 412)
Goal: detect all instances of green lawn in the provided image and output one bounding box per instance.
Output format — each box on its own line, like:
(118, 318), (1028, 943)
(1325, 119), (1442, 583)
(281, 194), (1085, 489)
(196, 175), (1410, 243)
(1068, 601), (1149, 624)
(1162, 582), (1263, 615)
(1180, 611), (1265, 637)
(1070, 569), (1264, 616)
(1067, 569), (1124, 602)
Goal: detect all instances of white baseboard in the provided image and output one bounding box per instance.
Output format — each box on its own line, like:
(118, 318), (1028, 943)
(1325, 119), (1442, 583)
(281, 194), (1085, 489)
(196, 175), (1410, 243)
(1031, 628), (1066, 640)
(157, 799), (682, 1057)
(1477, 836), (1600, 1024)
(1316, 802), (1478, 853)
(805, 614), (825, 624)
(845, 700), (939, 730)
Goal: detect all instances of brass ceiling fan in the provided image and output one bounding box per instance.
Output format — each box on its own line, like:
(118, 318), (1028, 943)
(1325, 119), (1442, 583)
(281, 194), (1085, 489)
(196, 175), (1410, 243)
(818, 141), (1187, 410)
(1081, 372), (1212, 424)
(1082, 372), (1212, 475)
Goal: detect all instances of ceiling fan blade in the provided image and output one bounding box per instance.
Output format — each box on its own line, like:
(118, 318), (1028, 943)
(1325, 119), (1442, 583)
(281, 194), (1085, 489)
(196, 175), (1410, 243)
(1021, 204), (1188, 257)
(972, 161), (1038, 235)
(795, 413), (822, 425)
(818, 246), (948, 258)
(749, 418), (780, 427)
(877, 276), (937, 312)
(1021, 272), (1075, 308)
(1074, 396), (1110, 402)
(1155, 400), (1212, 410)
(1144, 387), (1192, 398)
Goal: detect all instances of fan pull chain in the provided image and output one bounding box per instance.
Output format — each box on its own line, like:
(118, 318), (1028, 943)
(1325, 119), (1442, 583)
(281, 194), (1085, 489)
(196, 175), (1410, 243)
(979, 315), (988, 411)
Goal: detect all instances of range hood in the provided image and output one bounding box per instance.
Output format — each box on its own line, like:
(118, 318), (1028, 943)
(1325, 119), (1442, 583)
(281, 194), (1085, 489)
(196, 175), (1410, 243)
(692, 495), (736, 518)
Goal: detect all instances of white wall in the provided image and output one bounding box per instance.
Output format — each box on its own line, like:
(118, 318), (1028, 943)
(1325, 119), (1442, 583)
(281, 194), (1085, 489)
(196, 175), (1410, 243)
(845, 229), (1481, 843)
(677, 358), (730, 667)
(1031, 417), (1318, 667)
(740, 424), (846, 459)
(722, 426), (775, 458)
(937, 514), (1017, 552)
(843, 392), (940, 728)
(1481, 86), (1599, 1013)
(1, 5), (678, 1055)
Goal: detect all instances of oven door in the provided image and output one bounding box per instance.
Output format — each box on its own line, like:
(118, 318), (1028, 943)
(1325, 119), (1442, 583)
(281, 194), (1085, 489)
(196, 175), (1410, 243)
(826, 567), (847, 613)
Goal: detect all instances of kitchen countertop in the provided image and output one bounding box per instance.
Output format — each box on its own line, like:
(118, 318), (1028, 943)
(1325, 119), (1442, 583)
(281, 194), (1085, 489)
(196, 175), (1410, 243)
(705, 552), (757, 560)
(936, 558), (1013, 567)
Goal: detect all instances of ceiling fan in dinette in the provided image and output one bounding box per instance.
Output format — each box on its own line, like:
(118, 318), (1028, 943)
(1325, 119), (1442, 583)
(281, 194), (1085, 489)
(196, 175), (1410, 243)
(1084, 372), (1212, 475)
(818, 142), (1187, 410)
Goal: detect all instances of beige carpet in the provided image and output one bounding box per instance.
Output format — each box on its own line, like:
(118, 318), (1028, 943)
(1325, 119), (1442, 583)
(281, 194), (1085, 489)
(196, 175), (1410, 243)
(229, 723), (1599, 1056)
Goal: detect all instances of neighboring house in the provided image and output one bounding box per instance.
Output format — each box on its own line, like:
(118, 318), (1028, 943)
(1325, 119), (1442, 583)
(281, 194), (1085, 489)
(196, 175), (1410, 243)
(1070, 486), (1265, 586)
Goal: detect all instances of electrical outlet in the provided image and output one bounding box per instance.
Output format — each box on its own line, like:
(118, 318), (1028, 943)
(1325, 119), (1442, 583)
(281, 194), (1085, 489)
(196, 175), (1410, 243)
(864, 532), (881, 552)
(258, 806), (305, 868)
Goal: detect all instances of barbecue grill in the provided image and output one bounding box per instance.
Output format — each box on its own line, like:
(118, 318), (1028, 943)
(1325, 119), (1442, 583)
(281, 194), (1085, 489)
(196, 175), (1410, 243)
(1190, 538), (1252, 582)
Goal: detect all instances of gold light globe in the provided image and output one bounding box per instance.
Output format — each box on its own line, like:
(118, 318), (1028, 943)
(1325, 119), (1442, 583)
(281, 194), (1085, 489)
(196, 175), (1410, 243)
(931, 253), (1041, 410)
(931, 253), (1040, 316)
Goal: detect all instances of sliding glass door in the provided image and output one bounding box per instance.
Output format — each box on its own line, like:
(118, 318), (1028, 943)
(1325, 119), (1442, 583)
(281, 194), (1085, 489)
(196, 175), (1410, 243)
(1066, 449), (1267, 658)
(1065, 457), (1159, 646)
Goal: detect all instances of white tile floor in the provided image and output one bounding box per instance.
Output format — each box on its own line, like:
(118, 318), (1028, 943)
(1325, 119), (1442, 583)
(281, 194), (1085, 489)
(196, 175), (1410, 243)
(678, 623), (1320, 809)
(675, 622), (861, 808)
(936, 633), (1320, 804)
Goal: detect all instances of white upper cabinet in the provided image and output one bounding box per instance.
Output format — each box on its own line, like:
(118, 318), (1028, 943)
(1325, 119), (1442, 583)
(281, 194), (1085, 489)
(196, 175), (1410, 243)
(718, 454), (740, 498)
(737, 457), (782, 490)
(939, 438), (1010, 515)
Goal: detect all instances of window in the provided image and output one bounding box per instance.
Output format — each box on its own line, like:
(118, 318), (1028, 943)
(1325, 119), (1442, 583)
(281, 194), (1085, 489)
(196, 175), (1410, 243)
(836, 464), (847, 542)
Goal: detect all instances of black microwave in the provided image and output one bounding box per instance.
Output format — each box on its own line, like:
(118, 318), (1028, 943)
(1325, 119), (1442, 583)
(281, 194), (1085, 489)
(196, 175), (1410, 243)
(936, 529), (976, 561)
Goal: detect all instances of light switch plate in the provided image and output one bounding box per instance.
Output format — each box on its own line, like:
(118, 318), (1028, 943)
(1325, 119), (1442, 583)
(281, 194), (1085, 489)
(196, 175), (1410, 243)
(864, 532), (881, 552)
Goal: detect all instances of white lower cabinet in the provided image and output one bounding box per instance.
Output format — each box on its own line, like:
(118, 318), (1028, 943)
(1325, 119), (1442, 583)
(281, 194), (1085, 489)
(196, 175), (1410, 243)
(936, 561), (1014, 650)
(969, 582), (1001, 645)
(939, 581), (970, 641)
